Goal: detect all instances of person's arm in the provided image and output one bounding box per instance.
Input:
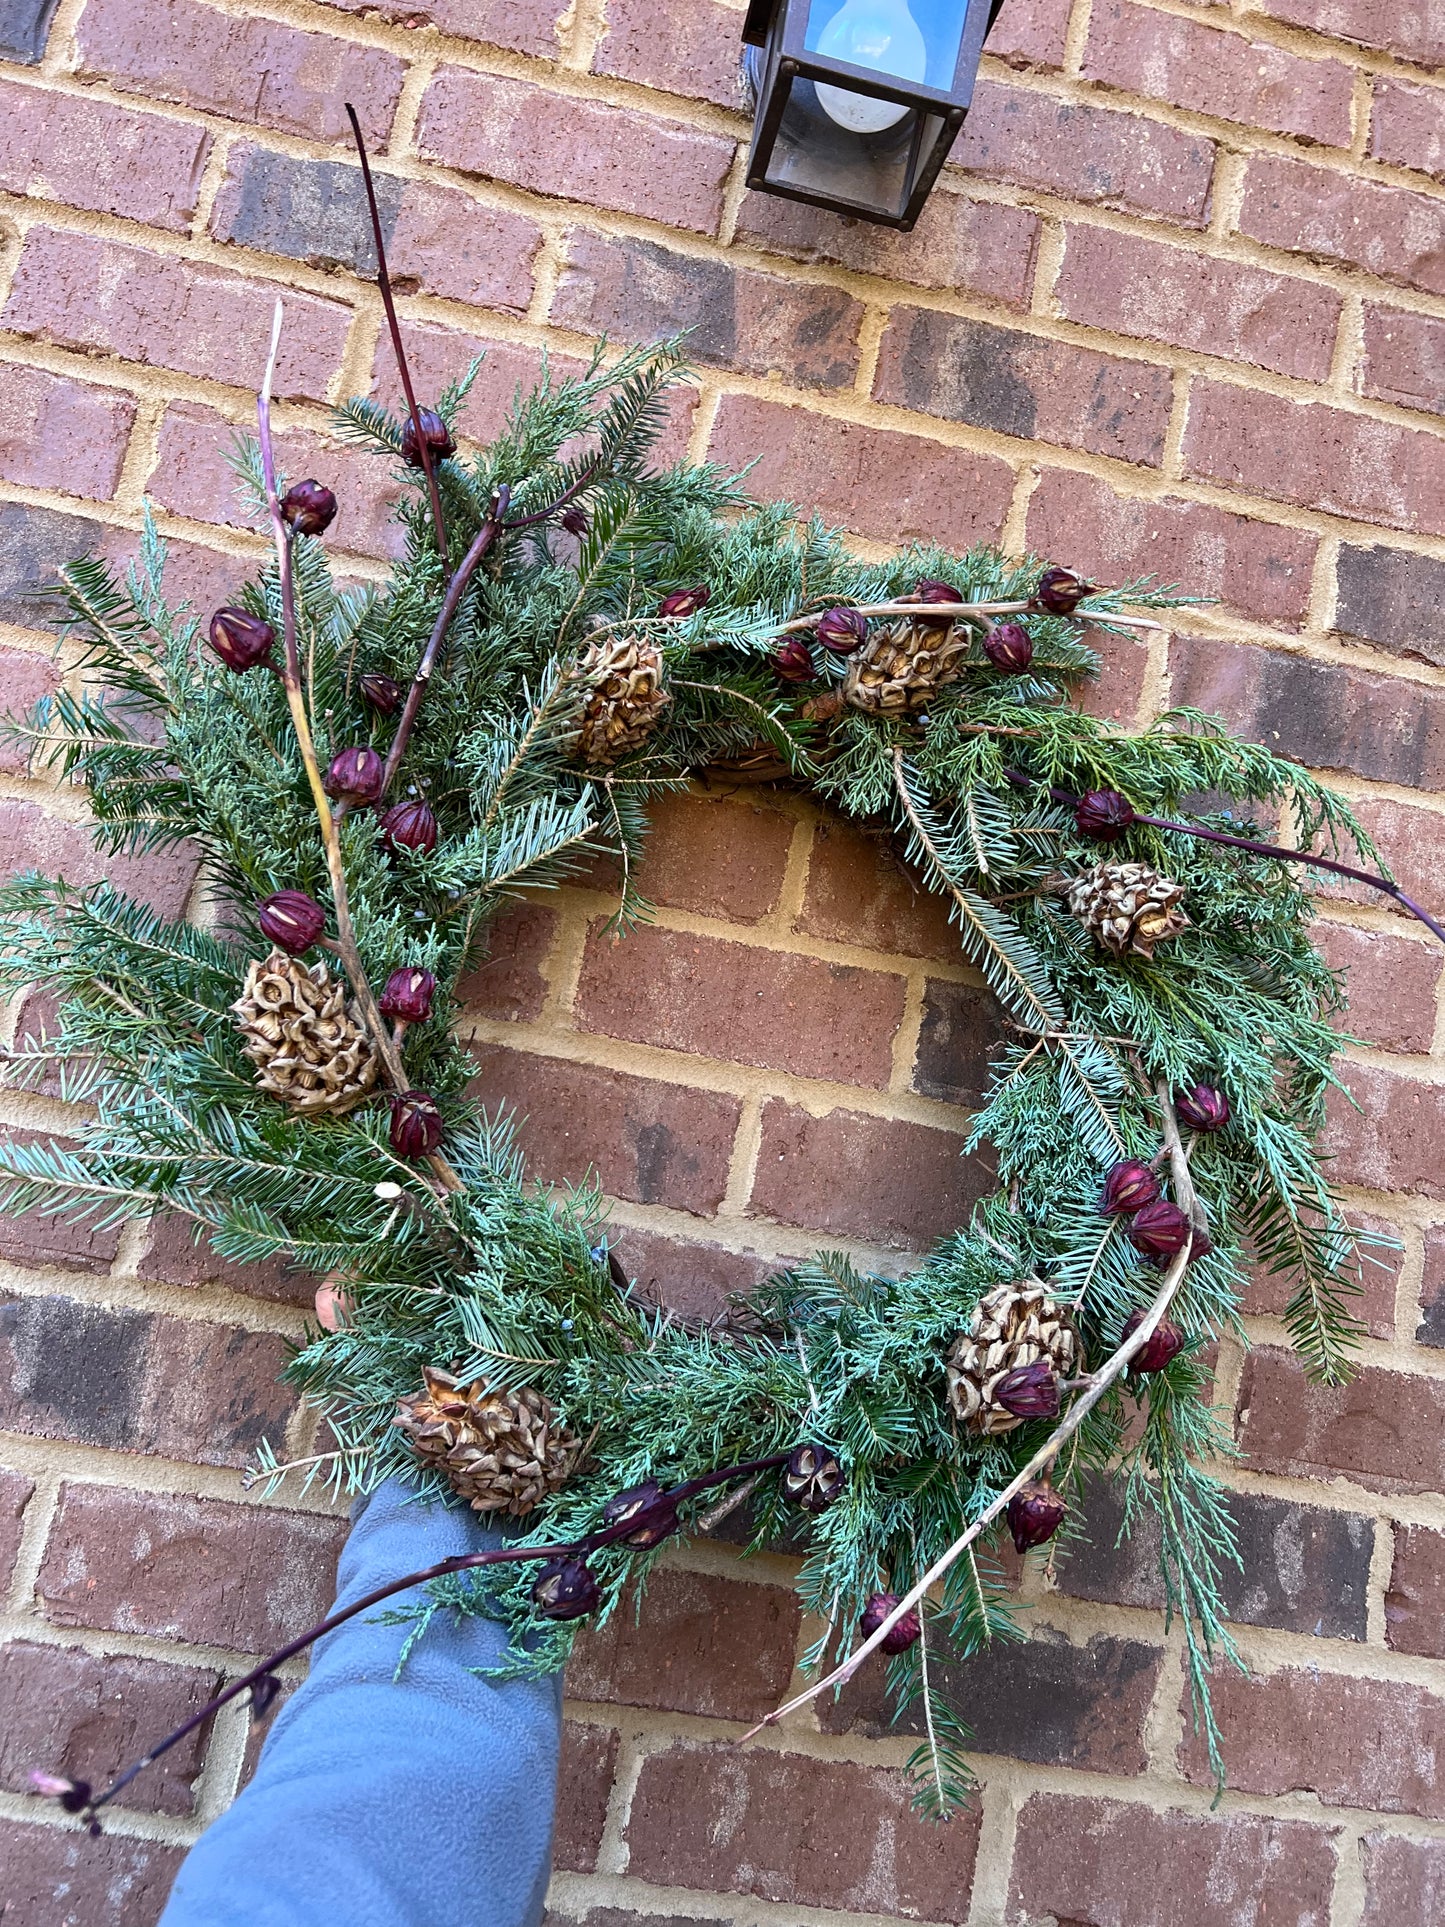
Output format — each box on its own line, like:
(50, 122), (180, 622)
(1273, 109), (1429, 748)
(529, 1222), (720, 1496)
(160, 1479), (563, 1927)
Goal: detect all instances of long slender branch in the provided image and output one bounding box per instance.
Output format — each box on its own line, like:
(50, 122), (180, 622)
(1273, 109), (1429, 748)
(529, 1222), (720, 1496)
(771, 599), (1165, 637)
(738, 1092), (1198, 1742)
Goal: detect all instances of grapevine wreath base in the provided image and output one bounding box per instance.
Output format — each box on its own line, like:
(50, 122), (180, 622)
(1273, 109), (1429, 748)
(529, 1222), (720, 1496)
(3, 125), (1431, 1834)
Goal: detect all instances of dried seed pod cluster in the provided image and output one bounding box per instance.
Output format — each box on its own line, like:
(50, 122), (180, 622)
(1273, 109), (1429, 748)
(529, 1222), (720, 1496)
(946, 1284), (1080, 1436)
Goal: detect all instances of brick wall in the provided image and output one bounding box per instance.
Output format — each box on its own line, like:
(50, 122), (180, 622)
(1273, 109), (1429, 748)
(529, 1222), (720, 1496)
(0, 0), (1443, 1921)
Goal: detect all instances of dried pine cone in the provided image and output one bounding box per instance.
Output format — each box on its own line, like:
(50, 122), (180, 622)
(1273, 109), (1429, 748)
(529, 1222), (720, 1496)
(572, 635), (671, 766)
(394, 1367), (579, 1516)
(1067, 861), (1190, 959)
(843, 617), (971, 716)
(231, 951), (379, 1116)
(946, 1283), (1080, 1435)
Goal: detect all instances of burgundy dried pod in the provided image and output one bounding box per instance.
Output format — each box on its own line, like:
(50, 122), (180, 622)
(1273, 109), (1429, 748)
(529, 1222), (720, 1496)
(602, 1478), (680, 1549)
(30, 1771), (92, 1814)
(359, 671), (404, 716)
(773, 636), (817, 683)
(1121, 1307), (1186, 1374)
(1187, 1221), (1214, 1263)
(248, 1672), (284, 1720)
(1075, 789), (1136, 840)
(982, 620), (1033, 673)
(208, 607), (275, 674)
(815, 606), (869, 653)
(400, 408), (456, 468)
(1100, 1158), (1160, 1216)
(378, 967), (435, 1025)
(1175, 1082), (1231, 1133)
(911, 577), (962, 625)
(378, 799), (439, 857)
(257, 890), (326, 955)
(390, 1090), (443, 1159)
(860, 1591), (921, 1655)
(559, 505), (590, 537)
(324, 746), (385, 806)
(1008, 1479), (1067, 1554)
(531, 1555), (601, 1621)
(657, 585), (710, 619)
(784, 1440), (845, 1513)
(993, 1358), (1061, 1420)
(1127, 1198), (1192, 1263)
(280, 480), (338, 536)
(1034, 567), (1096, 616)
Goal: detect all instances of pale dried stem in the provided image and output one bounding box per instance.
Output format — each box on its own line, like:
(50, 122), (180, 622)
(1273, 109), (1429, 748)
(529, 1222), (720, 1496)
(772, 599), (1165, 636)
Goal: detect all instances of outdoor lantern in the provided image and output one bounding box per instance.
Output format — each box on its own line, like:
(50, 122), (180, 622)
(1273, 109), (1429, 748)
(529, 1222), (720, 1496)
(742, 0), (1003, 229)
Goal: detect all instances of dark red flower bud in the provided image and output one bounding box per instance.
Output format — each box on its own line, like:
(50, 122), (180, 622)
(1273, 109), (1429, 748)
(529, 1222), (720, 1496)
(208, 607), (275, 674)
(359, 672), (404, 715)
(994, 1359), (1061, 1420)
(531, 1555), (600, 1621)
(400, 408), (455, 468)
(390, 1090), (443, 1159)
(860, 1591), (921, 1655)
(1121, 1307), (1187, 1373)
(784, 1440), (845, 1513)
(280, 479), (337, 536)
(324, 746), (385, 806)
(1188, 1221), (1214, 1263)
(30, 1771), (93, 1813)
(257, 890), (326, 955)
(1175, 1083), (1230, 1133)
(772, 637), (816, 683)
(378, 799), (439, 856)
(657, 585), (710, 619)
(1127, 1199), (1192, 1263)
(559, 505), (590, 536)
(815, 606), (869, 653)
(911, 578), (962, 626)
(1008, 1479), (1067, 1554)
(1100, 1158), (1161, 1216)
(602, 1479), (679, 1549)
(983, 620), (1034, 673)
(1075, 789), (1136, 840)
(1034, 566), (1096, 616)
(249, 1672), (284, 1720)
(378, 967), (435, 1025)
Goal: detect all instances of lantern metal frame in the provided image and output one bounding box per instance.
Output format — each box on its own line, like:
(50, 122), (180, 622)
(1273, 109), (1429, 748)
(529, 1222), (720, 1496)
(741, 0), (1005, 230)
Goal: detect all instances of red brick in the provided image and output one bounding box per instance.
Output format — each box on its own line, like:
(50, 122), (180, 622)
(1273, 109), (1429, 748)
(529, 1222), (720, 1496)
(2, 229), (351, 402)
(135, 1212), (306, 1307)
(318, 0), (563, 54)
(593, 0), (746, 109)
(0, 75), (210, 229)
(98, 526), (256, 632)
(1240, 154), (1445, 297)
(553, 230), (864, 391)
(1079, 620), (1150, 724)
(1307, 794), (1445, 924)
(952, 79), (1216, 227)
(1243, 1207), (1401, 1339)
(986, 0), (1072, 71)
(0, 364), (135, 501)
(1248, 0), (1443, 72)
(0, 796), (199, 919)
(626, 1741), (981, 1921)
(1324, 1059), (1445, 1198)
(1370, 78), (1445, 182)
(576, 923), (907, 1086)
(554, 1720), (618, 1873)
(1417, 1224), (1445, 1348)
(709, 396), (1015, 548)
(0, 1641), (219, 1816)
(417, 68), (735, 236)
(0, 645), (60, 773)
(1239, 1345), (1445, 1494)
(456, 902), (558, 1023)
(913, 980), (1003, 1105)
(38, 1483), (346, 1652)
(0, 1818), (185, 1927)
(467, 1044), (740, 1215)
(734, 184), (1040, 306)
(1009, 1793), (1338, 1927)
(1362, 1833), (1445, 1927)
(75, 0), (404, 142)
(1084, 2), (1354, 146)
(1182, 1662), (1445, 1817)
(630, 791), (796, 925)
(570, 1566), (800, 1722)
(1361, 305), (1445, 417)
(1056, 225), (1342, 380)
(752, 1100), (993, 1249)
(210, 141), (542, 315)
(797, 816), (959, 962)
(875, 306), (1172, 463)
(1386, 1523), (1445, 1654)
(1183, 379), (1445, 538)
(0, 1129), (124, 1274)
(1314, 920), (1440, 1053)
(607, 1224), (772, 1323)
(0, 1469), (33, 1587)
(1026, 471), (1317, 630)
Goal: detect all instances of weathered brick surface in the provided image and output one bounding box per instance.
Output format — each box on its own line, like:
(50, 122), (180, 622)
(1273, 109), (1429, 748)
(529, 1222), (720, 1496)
(630, 792), (796, 925)
(554, 1720), (618, 1873)
(455, 902), (557, 1024)
(38, 1483), (346, 1652)
(1252, 0), (1442, 69)
(0, 646), (60, 772)
(1313, 920), (1441, 1053)
(1360, 307), (1445, 418)
(0, 1468), (34, 1587)
(1335, 544), (1445, 661)
(0, 500), (101, 629)
(135, 1211), (306, 1307)
(1369, 77), (1445, 181)
(987, 0), (1072, 71)
(607, 1222), (771, 1322)
(913, 979), (1002, 1105)
(1385, 1523), (1445, 1655)
(0, 1819), (185, 1927)
(1240, 153), (1445, 295)
(1361, 1831), (1445, 1924)
(0, 77), (210, 229)
(0, 364), (136, 501)
(1239, 1345), (1445, 1494)
(796, 818), (957, 961)
(1244, 1206), (1401, 1340)
(591, 0), (744, 110)
(1323, 1061), (1445, 1199)
(0, 798), (199, 919)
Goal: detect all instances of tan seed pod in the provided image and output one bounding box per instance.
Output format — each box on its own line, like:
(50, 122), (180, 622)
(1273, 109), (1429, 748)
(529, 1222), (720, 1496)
(394, 1366), (580, 1516)
(1066, 861), (1190, 960)
(231, 951), (379, 1116)
(843, 618), (971, 716)
(946, 1283), (1081, 1436)
(572, 634), (671, 766)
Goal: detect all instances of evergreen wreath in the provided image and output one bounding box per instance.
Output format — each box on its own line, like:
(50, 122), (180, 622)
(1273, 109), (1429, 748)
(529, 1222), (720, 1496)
(5, 134), (1428, 1831)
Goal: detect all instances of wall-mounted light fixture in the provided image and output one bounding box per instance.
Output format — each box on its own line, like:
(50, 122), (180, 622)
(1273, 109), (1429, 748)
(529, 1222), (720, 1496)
(742, 0), (1003, 230)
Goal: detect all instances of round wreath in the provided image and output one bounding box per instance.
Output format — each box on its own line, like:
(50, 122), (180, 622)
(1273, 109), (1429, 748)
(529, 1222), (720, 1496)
(4, 173), (1420, 1829)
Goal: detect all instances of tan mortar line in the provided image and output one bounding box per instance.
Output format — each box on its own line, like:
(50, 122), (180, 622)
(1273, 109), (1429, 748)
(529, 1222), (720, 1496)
(0, 1788), (203, 1851)
(599, 1194), (925, 1283)
(1330, 1828), (1369, 1927)
(546, 1865), (964, 1927)
(0, 1430), (345, 1514)
(1139, 0), (1445, 88)
(192, 1696), (252, 1826)
(1349, 70), (1375, 168)
(1063, 0), (1096, 75)
(3, 1469), (61, 1615)
(1206, 148), (1250, 244)
(1328, 292), (1368, 397)
(0, 1609), (316, 1695)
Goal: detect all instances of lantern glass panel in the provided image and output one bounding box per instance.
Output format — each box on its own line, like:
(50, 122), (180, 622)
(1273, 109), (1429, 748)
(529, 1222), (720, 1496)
(757, 68), (945, 221)
(801, 0), (970, 97)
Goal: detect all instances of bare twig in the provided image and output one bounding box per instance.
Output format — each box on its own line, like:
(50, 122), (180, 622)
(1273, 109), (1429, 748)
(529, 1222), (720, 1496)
(771, 598), (1165, 637)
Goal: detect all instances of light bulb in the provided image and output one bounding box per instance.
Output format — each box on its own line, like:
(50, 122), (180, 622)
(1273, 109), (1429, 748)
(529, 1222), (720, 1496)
(813, 0), (927, 135)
